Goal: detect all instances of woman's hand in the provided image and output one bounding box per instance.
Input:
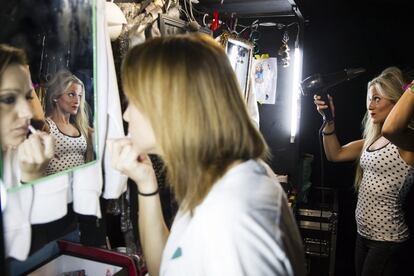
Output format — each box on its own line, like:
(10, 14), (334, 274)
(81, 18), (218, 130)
(107, 138), (158, 193)
(313, 94), (335, 119)
(18, 131), (54, 182)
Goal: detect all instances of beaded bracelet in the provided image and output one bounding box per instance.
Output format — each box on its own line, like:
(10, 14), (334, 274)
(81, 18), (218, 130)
(138, 187), (159, 197)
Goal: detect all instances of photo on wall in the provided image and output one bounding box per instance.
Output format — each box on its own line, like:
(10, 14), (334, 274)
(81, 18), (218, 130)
(0, 0), (96, 192)
(252, 57), (277, 104)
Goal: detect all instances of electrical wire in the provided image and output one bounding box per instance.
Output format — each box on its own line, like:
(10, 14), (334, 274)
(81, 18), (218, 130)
(179, 7), (191, 21)
(188, 0), (195, 21)
(183, 0), (191, 21)
(317, 120), (329, 267)
(233, 19), (258, 36)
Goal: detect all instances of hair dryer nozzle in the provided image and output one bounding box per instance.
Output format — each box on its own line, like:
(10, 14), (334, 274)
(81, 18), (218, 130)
(345, 67), (366, 80)
(300, 67), (366, 96)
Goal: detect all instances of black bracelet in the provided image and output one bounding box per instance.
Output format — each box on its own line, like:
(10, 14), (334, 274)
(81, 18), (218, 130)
(138, 187), (159, 197)
(322, 129), (336, 136)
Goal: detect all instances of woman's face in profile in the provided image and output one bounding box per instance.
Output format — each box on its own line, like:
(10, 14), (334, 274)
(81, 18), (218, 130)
(56, 82), (82, 116)
(0, 64), (33, 148)
(123, 102), (158, 155)
(367, 86), (395, 125)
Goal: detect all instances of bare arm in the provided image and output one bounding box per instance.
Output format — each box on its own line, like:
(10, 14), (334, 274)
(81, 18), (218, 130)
(136, 162), (169, 276)
(108, 139), (169, 276)
(322, 122), (364, 162)
(382, 84), (414, 152)
(314, 95), (364, 162)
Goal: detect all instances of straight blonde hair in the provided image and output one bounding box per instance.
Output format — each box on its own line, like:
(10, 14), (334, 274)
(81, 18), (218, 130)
(354, 67), (407, 189)
(122, 34), (269, 211)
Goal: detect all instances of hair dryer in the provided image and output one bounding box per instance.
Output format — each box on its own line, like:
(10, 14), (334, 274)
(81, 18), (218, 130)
(300, 67), (366, 121)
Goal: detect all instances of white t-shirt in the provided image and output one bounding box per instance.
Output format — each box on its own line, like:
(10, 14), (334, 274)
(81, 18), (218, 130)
(160, 160), (306, 276)
(2, 149), (33, 261)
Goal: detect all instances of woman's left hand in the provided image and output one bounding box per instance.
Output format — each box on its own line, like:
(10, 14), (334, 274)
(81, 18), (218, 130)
(18, 131), (55, 182)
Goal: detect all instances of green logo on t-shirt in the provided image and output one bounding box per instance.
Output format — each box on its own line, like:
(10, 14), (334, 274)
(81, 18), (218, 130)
(171, 247), (182, 259)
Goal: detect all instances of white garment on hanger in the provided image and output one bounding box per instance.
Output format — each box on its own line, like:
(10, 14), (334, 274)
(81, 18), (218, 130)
(3, 149), (71, 259)
(246, 75), (260, 128)
(105, 1), (127, 41)
(30, 174), (69, 224)
(72, 0), (127, 217)
(2, 149), (33, 261)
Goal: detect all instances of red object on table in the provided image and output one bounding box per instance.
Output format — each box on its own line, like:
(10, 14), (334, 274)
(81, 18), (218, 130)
(57, 240), (143, 276)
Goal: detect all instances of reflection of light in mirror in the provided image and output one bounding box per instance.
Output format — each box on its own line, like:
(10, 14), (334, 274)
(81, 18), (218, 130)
(228, 44), (239, 69)
(60, 0), (71, 45)
(0, 182), (6, 211)
(290, 47), (302, 143)
(225, 40), (252, 100)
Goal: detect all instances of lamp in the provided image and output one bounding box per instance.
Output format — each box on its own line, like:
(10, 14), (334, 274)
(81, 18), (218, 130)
(290, 47), (302, 143)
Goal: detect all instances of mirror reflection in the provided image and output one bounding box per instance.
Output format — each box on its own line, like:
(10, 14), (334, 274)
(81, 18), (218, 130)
(220, 33), (253, 100)
(0, 45), (54, 185)
(0, 0), (96, 191)
(43, 70), (94, 175)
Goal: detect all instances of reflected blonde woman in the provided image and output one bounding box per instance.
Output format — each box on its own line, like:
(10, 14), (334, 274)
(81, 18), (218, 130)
(0, 44), (54, 184)
(43, 69), (94, 174)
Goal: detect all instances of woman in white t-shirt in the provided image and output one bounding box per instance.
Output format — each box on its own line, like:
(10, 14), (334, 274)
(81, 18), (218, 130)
(109, 34), (305, 276)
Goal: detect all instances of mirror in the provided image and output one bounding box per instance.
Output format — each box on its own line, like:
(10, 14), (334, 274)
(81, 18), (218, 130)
(218, 32), (254, 100)
(0, 0), (96, 192)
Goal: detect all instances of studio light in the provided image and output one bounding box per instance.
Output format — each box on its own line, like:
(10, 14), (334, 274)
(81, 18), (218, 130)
(290, 47), (302, 143)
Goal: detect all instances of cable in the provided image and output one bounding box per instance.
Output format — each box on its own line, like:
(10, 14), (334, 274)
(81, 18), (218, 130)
(317, 120), (330, 270)
(179, 7), (191, 21)
(183, 0), (190, 21)
(188, 0), (195, 21)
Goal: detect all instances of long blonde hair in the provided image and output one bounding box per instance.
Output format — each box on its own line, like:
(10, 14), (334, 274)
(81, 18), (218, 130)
(354, 67), (407, 189)
(44, 69), (90, 141)
(122, 34), (269, 211)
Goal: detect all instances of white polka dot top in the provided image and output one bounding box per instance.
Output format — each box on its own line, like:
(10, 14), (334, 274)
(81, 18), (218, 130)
(45, 118), (87, 175)
(356, 142), (414, 242)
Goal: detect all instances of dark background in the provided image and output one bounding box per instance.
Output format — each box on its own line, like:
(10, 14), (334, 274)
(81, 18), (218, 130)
(296, 0), (414, 275)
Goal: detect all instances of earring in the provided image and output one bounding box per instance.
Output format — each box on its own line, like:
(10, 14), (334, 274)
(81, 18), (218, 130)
(53, 99), (58, 102)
